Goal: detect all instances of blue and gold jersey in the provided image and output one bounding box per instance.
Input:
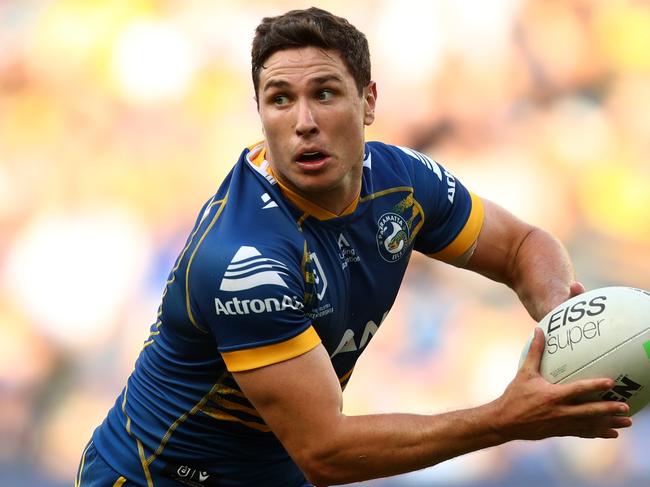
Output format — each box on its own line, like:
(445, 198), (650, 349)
(90, 141), (484, 487)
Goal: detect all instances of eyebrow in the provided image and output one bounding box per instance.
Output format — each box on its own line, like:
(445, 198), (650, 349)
(262, 74), (344, 93)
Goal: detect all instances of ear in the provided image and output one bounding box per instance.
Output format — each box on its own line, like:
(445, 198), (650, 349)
(363, 81), (377, 126)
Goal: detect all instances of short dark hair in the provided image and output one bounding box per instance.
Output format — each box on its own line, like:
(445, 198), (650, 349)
(251, 7), (371, 100)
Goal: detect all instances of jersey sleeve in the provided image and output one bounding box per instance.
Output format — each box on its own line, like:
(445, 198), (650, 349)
(189, 243), (321, 372)
(393, 146), (484, 262)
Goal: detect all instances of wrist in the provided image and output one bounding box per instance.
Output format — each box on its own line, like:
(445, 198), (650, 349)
(479, 397), (514, 445)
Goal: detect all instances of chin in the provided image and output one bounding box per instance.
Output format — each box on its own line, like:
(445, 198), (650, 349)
(295, 179), (338, 196)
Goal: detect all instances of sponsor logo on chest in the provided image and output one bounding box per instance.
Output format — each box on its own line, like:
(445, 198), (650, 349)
(337, 233), (360, 269)
(331, 311), (389, 358)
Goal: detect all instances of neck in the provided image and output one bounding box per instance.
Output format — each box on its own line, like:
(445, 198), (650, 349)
(274, 170), (362, 219)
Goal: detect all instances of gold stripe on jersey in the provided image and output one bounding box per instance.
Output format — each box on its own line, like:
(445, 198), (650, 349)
(339, 367), (355, 391)
(428, 192), (484, 263)
(143, 321), (162, 348)
(338, 367), (355, 385)
(210, 397), (261, 418)
(110, 378), (228, 475)
(212, 384), (246, 398)
(358, 185), (413, 203)
(296, 211), (310, 230)
(121, 383), (132, 435)
(75, 441), (92, 487)
(185, 193), (229, 333)
(221, 325), (321, 372)
(410, 198), (426, 241)
(112, 478), (127, 487)
(301, 240), (312, 291)
(198, 374), (270, 431)
(120, 384), (153, 486)
(201, 408), (271, 433)
(120, 368), (258, 475)
(145, 380), (223, 465)
(136, 438), (153, 487)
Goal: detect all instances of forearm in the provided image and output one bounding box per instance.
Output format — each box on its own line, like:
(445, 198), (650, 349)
(237, 345), (509, 486)
(237, 336), (630, 487)
(509, 228), (576, 321)
(301, 403), (505, 485)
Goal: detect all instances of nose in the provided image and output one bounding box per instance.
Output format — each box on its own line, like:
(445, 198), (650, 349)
(295, 99), (318, 137)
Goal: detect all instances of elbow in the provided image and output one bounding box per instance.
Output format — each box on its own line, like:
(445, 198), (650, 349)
(294, 444), (350, 487)
(296, 453), (337, 487)
(287, 415), (357, 485)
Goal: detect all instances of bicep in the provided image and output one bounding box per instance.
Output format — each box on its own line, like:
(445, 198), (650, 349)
(463, 197), (535, 284)
(232, 344), (344, 461)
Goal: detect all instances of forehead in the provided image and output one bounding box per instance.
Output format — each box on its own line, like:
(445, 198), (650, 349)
(259, 46), (353, 90)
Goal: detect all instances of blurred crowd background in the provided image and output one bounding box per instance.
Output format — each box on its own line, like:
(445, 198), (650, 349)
(1, 0), (650, 486)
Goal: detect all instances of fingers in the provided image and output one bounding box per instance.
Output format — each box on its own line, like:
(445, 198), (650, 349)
(547, 380), (634, 438)
(610, 415), (633, 429)
(572, 414), (633, 439)
(543, 404), (634, 439)
(562, 399), (630, 419)
(554, 377), (633, 418)
(557, 377), (615, 401)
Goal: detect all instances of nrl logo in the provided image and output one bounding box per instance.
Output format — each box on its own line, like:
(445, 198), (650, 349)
(376, 212), (410, 263)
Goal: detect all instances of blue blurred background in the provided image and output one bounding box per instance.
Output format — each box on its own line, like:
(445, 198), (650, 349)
(1, 1), (650, 486)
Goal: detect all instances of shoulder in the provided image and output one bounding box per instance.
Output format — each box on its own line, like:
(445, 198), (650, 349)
(367, 141), (444, 178)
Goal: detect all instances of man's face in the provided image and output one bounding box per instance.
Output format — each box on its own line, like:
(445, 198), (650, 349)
(257, 47), (376, 212)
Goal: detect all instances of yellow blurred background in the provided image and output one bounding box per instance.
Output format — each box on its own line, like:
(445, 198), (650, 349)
(1, 0), (649, 486)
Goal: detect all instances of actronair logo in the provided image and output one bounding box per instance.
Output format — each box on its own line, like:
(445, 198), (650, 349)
(219, 246), (289, 292)
(215, 294), (304, 315)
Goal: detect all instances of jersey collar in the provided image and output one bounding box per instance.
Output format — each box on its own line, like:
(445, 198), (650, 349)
(246, 141), (361, 221)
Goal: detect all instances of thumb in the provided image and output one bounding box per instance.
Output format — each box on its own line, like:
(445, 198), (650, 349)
(521, 327), (545, 374)
(570, 281), (586, 298)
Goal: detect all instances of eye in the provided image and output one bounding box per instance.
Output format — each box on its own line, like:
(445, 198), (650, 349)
(317, 89), (334, 101)
(273, 94), (290, 106)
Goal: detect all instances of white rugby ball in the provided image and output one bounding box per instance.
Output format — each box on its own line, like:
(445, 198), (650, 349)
(521, 286), (650, 416)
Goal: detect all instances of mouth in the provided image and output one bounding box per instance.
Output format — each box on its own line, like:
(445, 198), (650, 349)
(295, 150), (331, 170)
(297, 151), (326, 162)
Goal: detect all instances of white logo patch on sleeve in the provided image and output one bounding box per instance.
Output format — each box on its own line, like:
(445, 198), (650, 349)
(397, 147), (457, 203)
(397, 146), (442, 181)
